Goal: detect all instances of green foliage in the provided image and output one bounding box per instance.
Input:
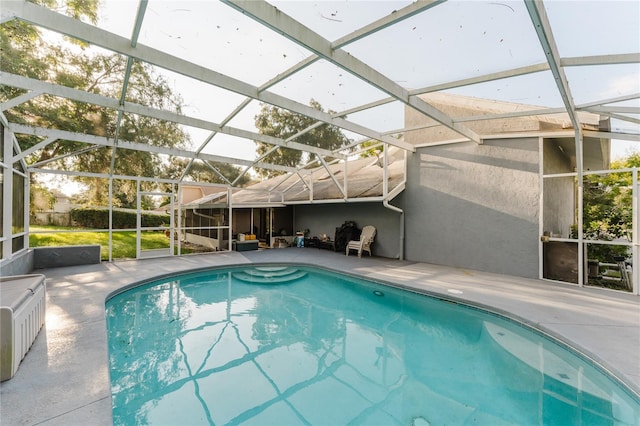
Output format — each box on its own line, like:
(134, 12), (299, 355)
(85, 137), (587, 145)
(254, 99), (349, 177)
(582, 175), (631, 241)
(30, 181), (56, 212)
(70, 207), (169, 229)
(63, 0), (100, 23)
(2, 1), (190, 207)
(581, 156), (635, 261)
(0, 0), (98, 99)
(359, 140), (383, 157)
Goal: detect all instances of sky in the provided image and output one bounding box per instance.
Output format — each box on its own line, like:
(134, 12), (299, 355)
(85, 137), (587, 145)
(95, 0), (638, 158)
(35, 0), (640, 193)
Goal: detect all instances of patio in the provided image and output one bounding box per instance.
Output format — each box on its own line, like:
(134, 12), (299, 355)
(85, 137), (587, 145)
(1, 248), (638, 425)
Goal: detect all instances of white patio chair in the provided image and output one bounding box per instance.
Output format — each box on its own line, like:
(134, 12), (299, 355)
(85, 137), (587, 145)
(346, 225), (376, 258)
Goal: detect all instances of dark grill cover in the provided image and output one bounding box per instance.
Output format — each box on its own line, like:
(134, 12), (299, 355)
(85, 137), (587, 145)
(334, 221), (361, 253)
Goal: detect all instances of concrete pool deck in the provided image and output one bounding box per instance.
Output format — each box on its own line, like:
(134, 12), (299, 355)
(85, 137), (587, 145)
(1, 248), (639, 425)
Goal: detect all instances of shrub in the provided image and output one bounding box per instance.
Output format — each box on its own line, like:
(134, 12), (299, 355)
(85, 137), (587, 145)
(70, 207), (169, 229)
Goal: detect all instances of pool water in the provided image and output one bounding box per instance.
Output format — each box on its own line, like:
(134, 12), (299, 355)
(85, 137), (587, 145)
(106, 265), (640, 425)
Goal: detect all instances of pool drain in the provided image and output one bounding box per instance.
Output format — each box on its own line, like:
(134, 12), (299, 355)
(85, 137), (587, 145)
(373, 290), (384, 296)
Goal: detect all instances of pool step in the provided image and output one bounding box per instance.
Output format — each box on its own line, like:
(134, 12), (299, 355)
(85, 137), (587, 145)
(233, 266), (307, 284)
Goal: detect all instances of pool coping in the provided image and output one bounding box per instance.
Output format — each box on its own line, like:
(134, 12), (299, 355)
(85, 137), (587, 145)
(1, 248), (639, 425)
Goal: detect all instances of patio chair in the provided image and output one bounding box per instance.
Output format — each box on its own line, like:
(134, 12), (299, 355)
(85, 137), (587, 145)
(614, 256), (633, 291)
(346, 225), (376, 258)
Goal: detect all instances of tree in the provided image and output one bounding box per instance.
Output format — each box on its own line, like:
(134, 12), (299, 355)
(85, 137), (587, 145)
(359, 140), (384, 159)
(1, 1), (190, 208)
(254, 99), (349, 177)
(581, 154), (638, 261)
(30, 182), (56, 212)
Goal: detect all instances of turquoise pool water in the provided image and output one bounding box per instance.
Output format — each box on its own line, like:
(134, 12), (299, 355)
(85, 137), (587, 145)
(106, 265), (640, 425)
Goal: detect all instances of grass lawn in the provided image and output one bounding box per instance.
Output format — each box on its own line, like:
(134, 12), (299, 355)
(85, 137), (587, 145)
(29, 226), (185, 260)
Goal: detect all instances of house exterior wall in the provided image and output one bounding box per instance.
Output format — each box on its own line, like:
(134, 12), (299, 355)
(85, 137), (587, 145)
(53, 196), (73, 213)
(180, 185), (227, 204)
(31, 212), (73, 227)
(180, 186), (204, 204)
(31, 194), (76, 226)
(542, 138), (575, 238)
(398, 138), (541, 278)
(293, 203), (401, 258)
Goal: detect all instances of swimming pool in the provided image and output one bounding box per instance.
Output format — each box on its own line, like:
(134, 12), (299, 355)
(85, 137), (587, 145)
(106, 265), (640, 425)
